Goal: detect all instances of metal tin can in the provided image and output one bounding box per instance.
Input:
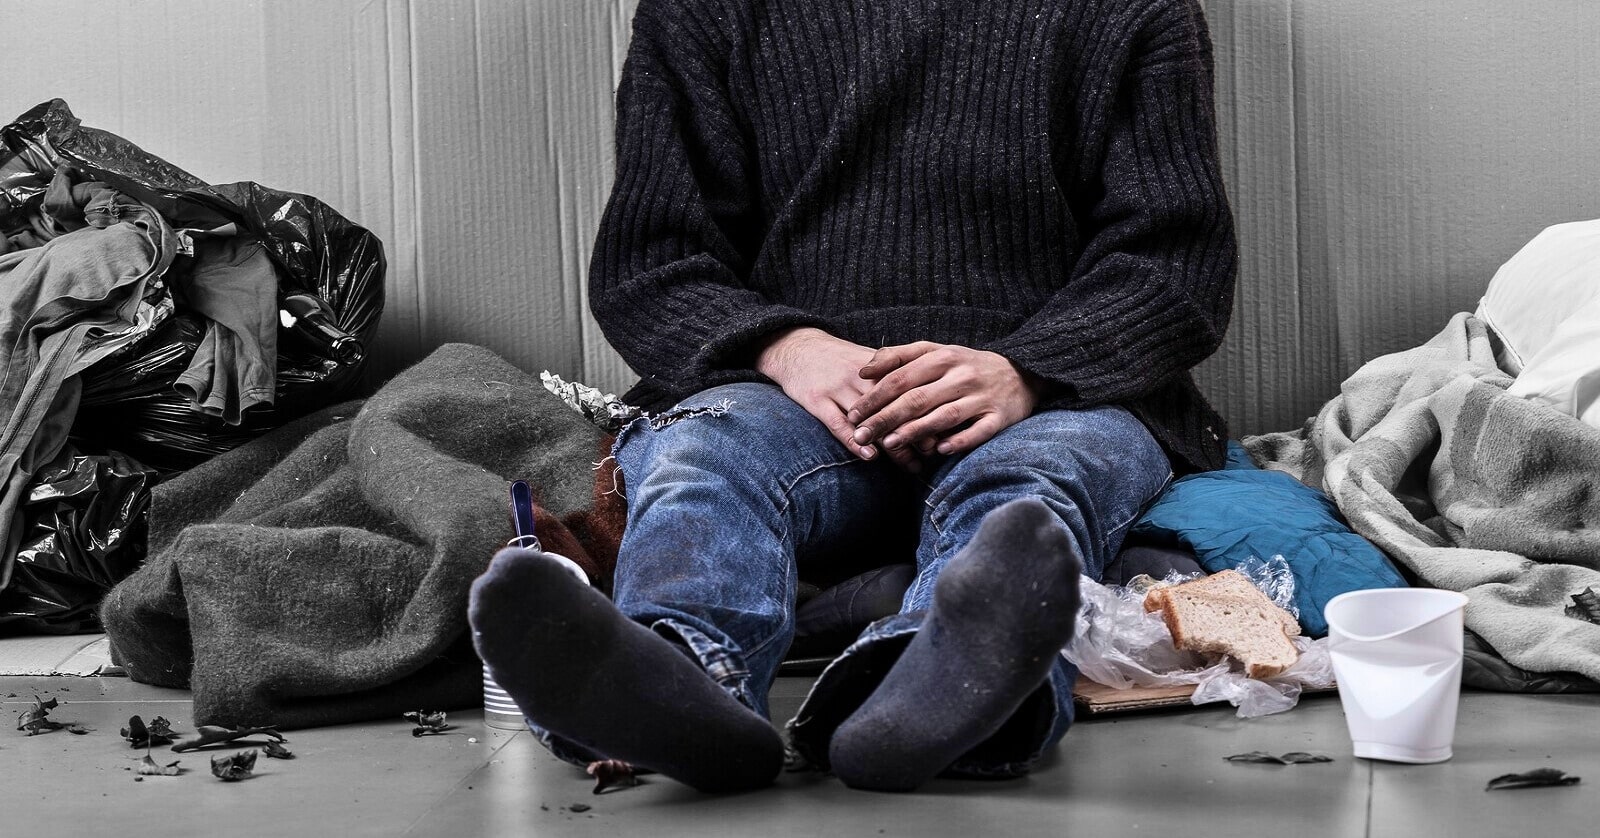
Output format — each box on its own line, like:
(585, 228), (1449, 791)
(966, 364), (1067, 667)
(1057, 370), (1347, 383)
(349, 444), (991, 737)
(481, 546), (592, 731)
(482, 666), (527, 730)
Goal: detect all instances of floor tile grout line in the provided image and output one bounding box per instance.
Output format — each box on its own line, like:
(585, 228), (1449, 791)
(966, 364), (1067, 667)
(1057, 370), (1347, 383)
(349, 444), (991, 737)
(1364, 760), (1374, 837)
(400, 729), (531, 836)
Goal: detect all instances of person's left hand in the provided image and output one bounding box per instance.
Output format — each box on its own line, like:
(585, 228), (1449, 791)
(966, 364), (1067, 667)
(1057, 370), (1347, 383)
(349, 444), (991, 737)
(846, 342), (1048, 460)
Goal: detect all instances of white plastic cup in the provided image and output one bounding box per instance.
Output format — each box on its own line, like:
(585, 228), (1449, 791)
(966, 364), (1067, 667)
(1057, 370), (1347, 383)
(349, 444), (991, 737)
(481, 548), (593, 731)
(1324, 588), (1470, 764)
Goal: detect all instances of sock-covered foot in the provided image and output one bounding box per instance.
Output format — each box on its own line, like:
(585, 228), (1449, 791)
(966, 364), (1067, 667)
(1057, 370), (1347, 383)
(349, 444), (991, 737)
(468, 548), (785, 793)
(828, 497), (1082, 792)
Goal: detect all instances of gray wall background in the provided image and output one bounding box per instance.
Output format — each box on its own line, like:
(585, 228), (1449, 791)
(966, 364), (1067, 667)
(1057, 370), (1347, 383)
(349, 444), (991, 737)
(2, 0), (1596, 436)
(1201, 0), (1598, 433)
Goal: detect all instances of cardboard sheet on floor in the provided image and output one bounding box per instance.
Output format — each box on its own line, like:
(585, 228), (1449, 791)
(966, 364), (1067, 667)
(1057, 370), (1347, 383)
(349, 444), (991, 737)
(0, 633), (119, 676)
(1073, 676), (1337, 715)
(1072, 677), (1201, 714)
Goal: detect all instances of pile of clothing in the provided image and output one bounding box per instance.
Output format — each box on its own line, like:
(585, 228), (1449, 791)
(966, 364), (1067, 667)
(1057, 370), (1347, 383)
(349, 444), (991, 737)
(0, 99), (384, 632)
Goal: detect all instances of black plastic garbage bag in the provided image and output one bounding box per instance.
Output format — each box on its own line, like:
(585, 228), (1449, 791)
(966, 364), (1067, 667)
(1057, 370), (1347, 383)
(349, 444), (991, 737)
(0, 98), (385, 627)
(1, 98), (385, 467)
(0, 444), (156, 633)
(73, 314), (286, 467)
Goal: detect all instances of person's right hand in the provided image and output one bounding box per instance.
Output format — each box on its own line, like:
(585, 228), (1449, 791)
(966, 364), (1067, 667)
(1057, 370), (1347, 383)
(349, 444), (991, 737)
(754, 327), (918, 469)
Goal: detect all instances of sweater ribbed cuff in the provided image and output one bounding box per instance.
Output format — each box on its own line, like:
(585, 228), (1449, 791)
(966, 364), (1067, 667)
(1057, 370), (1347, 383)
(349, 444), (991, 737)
(983, 280), (1219, 406)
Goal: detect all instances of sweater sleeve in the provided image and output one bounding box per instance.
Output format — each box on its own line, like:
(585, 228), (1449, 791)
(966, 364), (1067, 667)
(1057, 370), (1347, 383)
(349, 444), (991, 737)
(983, 0), (1237, 407)
(587, 1), (831, 395)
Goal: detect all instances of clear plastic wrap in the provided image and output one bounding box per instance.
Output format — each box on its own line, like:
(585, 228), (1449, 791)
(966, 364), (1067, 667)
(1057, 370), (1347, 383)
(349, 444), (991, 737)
(1064, 569), (1223, 690)
(1231, 554), (1300, 620)
(1190, 634), (1333, 718)
(1062, 555), (1335, 718)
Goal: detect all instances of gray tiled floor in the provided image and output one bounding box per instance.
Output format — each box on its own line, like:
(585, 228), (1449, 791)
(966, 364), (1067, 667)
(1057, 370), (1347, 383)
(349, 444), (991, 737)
(3, 676), (1594, 837)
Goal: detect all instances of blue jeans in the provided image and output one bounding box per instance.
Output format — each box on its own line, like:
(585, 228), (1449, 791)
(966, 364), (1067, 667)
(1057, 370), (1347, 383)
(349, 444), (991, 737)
(534, 382), (1170, 777)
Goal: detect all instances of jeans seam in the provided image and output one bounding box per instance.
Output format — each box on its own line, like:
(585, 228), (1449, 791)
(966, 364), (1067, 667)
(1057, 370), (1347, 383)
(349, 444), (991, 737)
(772, 457), (867, 547)
(740, 603), (792, 662)
(1098, 468), (1174, 556)
(922, 493), (949, 551)
(760, 458), (864, 659)
(910, 494), (949, 606)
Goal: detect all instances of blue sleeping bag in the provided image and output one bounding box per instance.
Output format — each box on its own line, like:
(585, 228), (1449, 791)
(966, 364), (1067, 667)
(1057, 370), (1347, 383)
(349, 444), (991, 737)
(1130, 441), (1407, 636)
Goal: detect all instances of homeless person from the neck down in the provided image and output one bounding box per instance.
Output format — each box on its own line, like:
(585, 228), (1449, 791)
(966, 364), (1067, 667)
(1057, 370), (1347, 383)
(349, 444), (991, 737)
(469, 0), (1237, 794)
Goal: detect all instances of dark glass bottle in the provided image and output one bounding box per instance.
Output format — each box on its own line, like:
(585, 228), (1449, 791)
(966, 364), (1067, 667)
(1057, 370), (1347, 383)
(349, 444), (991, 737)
(279, 292), (364, 365)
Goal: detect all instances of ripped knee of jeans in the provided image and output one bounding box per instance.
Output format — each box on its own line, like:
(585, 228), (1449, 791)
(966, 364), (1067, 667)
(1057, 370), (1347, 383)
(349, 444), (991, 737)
(646, 397), (736, 430)
(607, 396), (742, 502)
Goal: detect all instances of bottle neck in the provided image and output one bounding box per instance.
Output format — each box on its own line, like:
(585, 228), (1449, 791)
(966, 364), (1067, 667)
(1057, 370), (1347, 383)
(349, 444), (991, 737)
(280, 293), (364, 365)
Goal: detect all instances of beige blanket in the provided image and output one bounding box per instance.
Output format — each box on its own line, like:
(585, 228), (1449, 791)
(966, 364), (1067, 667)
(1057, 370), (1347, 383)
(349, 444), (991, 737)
(1245, 313), (1600, 680)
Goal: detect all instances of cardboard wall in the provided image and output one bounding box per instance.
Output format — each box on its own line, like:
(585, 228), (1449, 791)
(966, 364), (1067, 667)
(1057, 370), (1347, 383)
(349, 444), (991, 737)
(3, 0), (1596, 435)
(1201, 0), (1600, 433)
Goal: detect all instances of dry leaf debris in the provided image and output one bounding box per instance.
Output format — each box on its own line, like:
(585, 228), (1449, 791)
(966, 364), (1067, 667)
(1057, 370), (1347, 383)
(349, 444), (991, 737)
(586, 759), (641, 794)
(1225, 751), (1334, 765)
(172, 725), (286, 752)
(404, 710), (450, 736)
(1566, 588), (1600, 625)
(262, 740), (295, 759)
(1486, 769), (1582, 791)
(210, 750), (259, 782)
(14, 696), (87, 735)
(122, 715), (179, 748)
(138, 753), (183, 776)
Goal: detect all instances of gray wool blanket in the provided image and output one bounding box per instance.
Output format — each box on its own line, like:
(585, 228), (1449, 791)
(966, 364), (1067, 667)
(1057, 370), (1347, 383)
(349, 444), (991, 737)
(1245, 313), (1600, 681)
(100, 343), (626, 728)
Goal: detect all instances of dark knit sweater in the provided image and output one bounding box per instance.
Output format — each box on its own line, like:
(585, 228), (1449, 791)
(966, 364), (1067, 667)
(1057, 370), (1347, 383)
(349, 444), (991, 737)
(588, 0), (1238, 472)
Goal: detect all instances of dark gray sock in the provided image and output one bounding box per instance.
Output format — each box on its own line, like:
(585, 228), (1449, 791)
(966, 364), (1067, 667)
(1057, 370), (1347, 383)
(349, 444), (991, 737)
(828, 498), (1082, 792)
(468, 548), (785, 793)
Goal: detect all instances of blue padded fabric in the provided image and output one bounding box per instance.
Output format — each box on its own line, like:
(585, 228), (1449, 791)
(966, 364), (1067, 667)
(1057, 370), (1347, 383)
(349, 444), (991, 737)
(1130, 441), (1407, 636)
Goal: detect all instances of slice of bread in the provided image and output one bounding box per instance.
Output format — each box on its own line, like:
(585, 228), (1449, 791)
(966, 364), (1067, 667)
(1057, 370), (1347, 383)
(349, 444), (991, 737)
(1143, 570), (1302, 679)
(1145, 570), (1301, 637)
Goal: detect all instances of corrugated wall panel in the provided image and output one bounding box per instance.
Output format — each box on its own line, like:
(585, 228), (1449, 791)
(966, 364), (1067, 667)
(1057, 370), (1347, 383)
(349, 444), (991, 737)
(1195, 0), (1303, 436)
(0, 2), (271, 182)
(257, 0), (423, 383)
(403, 0), (635, 393)
(408, 1), (578, 380)
(1265, 0), (1599, 432)
(579, 0), (643, 395)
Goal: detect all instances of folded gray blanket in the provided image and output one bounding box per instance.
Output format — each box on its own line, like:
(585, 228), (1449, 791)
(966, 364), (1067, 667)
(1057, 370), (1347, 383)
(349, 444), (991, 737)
(101, 343), (626, 728)
(1246, 313), (1600, 681)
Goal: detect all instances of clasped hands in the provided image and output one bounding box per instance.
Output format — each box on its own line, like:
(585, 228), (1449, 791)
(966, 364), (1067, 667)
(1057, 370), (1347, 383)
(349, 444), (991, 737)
(754, 327), (1048, 472)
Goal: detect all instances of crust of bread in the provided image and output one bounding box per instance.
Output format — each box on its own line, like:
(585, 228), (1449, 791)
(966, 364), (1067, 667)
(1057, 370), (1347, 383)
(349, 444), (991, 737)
(1142, 570), (1302, 679)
